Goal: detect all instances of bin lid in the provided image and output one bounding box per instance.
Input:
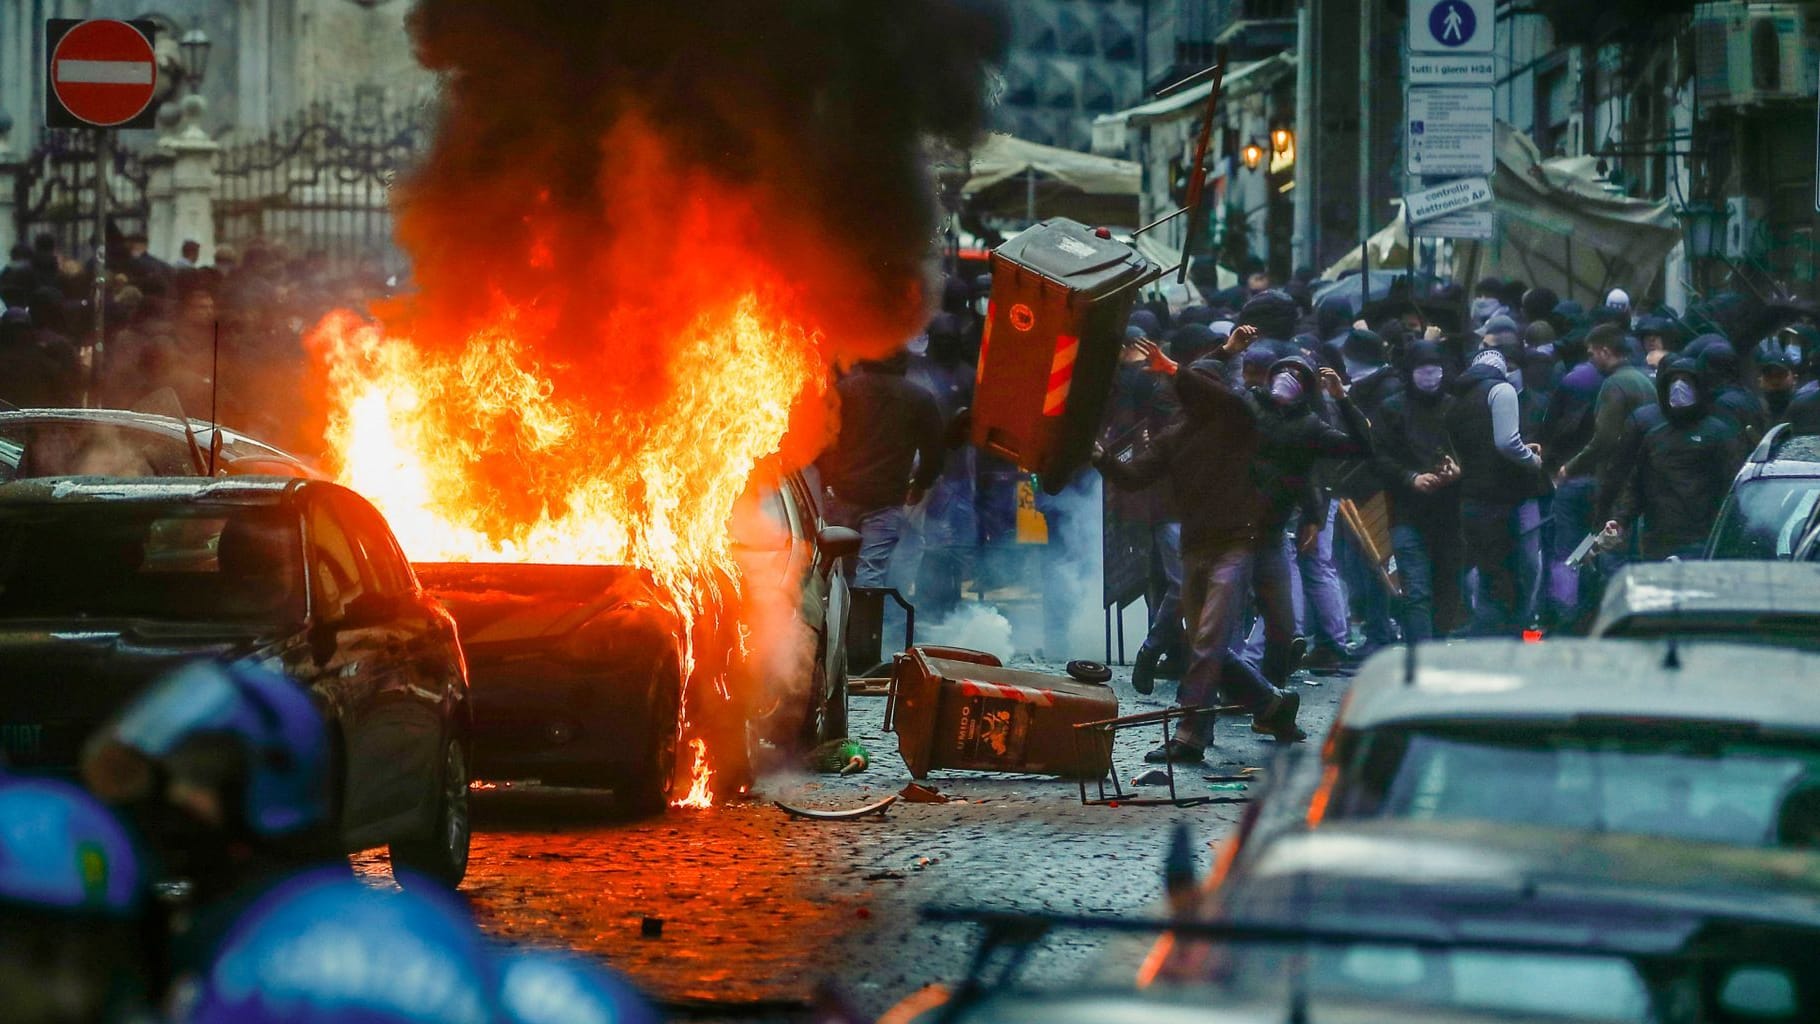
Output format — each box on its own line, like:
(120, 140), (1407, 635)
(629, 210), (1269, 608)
(992, 218), (1155, 300)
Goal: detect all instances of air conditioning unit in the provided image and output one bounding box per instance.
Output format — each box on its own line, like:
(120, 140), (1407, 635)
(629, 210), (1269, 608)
(1693, 3), (1814, 108)
(1725, 195), (1765, 258)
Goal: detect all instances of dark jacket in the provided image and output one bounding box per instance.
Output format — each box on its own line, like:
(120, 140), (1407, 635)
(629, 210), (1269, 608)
(1100, 362), (1180, 524)
(1444, 361), (1544, 505)
(1096, 353), (1262, 555)
(1372, 352), (1459, 525)
(820, 362), (944, 510)
(1712, 383), (1769, 445)
(1540, 361), (1601, 477)
(1604, 365), (1744, 558)
(1786, 384), (1820, 437)
(1252, 356), (1374, 532)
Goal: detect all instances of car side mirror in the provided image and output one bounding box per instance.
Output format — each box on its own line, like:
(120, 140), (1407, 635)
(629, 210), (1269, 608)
(337, 592), (397, 630)
(817, 526), (862, 565)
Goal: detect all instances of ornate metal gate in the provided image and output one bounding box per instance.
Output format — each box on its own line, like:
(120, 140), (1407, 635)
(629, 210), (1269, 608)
(213, 90), (428, 273)
(12, 129), (149, 258)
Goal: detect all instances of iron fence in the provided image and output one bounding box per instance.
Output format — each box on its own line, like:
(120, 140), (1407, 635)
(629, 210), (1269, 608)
(13, 129), (149, 259)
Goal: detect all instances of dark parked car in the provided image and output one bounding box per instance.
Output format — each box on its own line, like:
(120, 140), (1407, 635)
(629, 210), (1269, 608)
(1591, 560), (1820, 651)
(0, 407), (324, 481)
(0, 476), (472, 885)
(1707, 425), (1820, 559)
(1215, 638), (1820, 883)
(415, 467), (857, 812)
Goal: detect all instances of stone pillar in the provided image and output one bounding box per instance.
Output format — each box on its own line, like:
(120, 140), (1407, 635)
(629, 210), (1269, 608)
(144, 150), (176, 261)
(157, 95), (220, 264)
(0, 110), (18, 255)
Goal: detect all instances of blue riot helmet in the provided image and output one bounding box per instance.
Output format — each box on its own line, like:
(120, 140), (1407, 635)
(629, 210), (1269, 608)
(496, 949), (660, 1024)
(0, 775), (154, 1024)
(181, 869), (495, 1024)
(86, 660), (330, 840)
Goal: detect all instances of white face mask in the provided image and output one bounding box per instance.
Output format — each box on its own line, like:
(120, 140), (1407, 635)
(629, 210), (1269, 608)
(1270, 371), (1304, 405)
(1668, 378), (1698, 409)
(1412, 364), (1445, 392)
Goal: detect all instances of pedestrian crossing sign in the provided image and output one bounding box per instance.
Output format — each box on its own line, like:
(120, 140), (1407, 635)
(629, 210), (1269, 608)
(1410, 0), (1493, 54)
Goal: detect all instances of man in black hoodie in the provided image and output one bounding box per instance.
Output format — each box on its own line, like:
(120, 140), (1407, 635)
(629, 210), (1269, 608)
(1372, 340), (1463, 640)
(1445, 348), (1545, 635)
(819, 352), (944, 587)
(1602, 359), (1745, 560)
(1096, 325), (1304, 762)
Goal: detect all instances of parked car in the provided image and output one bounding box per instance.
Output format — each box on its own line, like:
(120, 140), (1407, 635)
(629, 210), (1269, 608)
(1590, 560), (1820, 650)
(1707, 424), (1820, 559)
(0, 407), (323, 481)
(0, 476), (471, 885)
(415, 467), (857, 813)
(1219, 638), (1820, 880)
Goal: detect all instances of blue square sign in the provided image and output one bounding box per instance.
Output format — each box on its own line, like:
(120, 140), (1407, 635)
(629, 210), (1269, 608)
(1410, 0), (1493, 54)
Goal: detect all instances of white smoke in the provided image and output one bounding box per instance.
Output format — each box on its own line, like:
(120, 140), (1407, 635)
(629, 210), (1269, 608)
(923, 602), (1016, 662)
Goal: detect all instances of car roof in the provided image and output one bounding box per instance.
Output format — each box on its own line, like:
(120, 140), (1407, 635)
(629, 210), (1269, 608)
(1344, 638), (1820, 733)
(1595, 560), (1820, 625)
(0, 408), (314, 468)
(1741, 428), (1820, 479)
(1232, 819), (1820, 940)
(0, 475), (310, 508)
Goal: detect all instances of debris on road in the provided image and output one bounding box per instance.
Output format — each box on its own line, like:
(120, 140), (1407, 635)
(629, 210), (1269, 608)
(889, 646), (1118, 779)
(808, 738), (872, 776)
(1130, 768), (1173, 787)
(899, 782), (951, 804)
(775, 795), (899, 821)
(641, 916), (664, 938)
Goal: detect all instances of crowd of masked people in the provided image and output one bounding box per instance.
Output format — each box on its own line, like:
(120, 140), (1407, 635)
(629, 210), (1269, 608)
(816, 264), (1820, 758)
(1084, 274), (1813, 763)
(0, 232), (386, 451)
(0, 659), (661, 1024)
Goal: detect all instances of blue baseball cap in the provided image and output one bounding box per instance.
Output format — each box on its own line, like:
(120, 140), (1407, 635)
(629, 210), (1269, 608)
(496, 949), (660, 1024)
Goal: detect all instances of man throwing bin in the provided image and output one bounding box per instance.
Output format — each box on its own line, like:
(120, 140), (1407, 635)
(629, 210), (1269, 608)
(1095, 324), (1303, 764)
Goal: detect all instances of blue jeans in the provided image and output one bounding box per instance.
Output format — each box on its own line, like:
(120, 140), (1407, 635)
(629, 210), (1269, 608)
(1548, 476), (1596, 627)
(1175, 546), (1279, 748)
(1300, 501), (1352, 650)
(825, 496), (907, 589)
(1144, 522), (1185, 654)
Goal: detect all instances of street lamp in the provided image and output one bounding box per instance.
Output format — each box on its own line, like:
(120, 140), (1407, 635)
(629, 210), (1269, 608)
(1271, 126), (1293, 154)
(179, 27), (211, 91)
(1241, 140), (1265, 171)
(1676, 202), (1726, 259)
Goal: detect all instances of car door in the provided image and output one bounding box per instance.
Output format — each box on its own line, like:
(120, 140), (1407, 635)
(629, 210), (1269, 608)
(302, 492), (426, 845)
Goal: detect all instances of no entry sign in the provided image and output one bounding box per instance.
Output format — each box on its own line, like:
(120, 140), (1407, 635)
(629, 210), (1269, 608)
(46, 19), (160, 130)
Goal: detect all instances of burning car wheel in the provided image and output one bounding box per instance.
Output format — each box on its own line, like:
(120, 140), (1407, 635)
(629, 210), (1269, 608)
(617, 726), (679, 817)
(390, 735), (471, 888)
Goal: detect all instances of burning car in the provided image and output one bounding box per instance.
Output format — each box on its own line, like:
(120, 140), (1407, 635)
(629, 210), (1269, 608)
(414, 468), (858, 813)
(0, 476), (472, 885)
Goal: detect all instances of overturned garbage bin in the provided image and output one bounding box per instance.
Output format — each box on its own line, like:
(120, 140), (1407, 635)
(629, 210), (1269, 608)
(885, 646), (1118, 779)
(971, 217), (1156, 493)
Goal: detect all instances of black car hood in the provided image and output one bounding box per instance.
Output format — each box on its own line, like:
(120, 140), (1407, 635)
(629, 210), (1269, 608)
(0, 620), (291, 768)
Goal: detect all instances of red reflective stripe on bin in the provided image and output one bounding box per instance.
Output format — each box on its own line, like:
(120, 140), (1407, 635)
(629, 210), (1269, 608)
(1043, 335), (1080, 417)
(957, 679), (1056, 706)
(977, 302), (994, 376)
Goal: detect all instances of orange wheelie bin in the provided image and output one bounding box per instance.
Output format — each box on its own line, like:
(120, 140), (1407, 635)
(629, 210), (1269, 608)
(970, 218), (1156, 493)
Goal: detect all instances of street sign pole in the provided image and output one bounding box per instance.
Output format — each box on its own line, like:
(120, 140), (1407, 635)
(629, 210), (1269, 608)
(1358, 0), (1373, 307)
(90, 129), (108, 405)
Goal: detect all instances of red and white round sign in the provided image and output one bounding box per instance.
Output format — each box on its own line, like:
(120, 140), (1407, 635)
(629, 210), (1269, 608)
(51, 20), (158, 128)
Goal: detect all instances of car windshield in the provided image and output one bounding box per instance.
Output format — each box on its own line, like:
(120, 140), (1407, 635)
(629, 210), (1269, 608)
(1178, 942), (1657, 1022)
(1607, 618), (1820, 652)
(1342, 728), (1820, 849)
(1709, 478), (1820, 559)
(0, 422), (198, 481)
(0, 503), (303, 624)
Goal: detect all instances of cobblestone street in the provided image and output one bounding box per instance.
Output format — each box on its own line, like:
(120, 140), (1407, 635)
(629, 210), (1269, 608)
(355, 665), (1349, 1020)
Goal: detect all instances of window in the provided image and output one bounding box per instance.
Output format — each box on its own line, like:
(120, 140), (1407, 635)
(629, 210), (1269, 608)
(0, 504), (303, 622)
(1709, 478), (1820, 559)
(333, 493), (415, 597)
(308, 498), (371, 620)
(1346, 727), (1820, 849)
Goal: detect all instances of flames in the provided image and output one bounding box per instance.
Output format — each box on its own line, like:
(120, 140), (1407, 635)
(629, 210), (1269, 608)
(308, 289), (825, 809)
(674, 739), (715, 810)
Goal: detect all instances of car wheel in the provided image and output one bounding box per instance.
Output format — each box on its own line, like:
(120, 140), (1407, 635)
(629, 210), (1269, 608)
(618, 670), (681, 817)
(390, 734), (471, 889)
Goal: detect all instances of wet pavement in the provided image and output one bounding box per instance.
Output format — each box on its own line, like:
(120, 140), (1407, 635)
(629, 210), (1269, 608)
(354, 662), (1350, 1020)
